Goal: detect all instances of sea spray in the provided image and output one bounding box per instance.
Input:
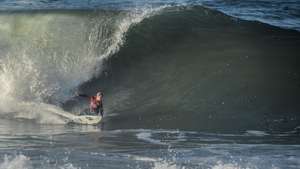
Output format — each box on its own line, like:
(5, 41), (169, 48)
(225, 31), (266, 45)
(0, 155), (31, 169)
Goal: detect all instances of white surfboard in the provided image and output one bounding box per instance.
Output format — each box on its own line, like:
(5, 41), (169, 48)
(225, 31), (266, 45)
(44, 107), (102, 125)
(69, 115), (102, 125)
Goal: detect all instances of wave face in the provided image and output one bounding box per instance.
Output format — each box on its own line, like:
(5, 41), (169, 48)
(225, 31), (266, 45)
(77, 6), (300, 132)
(0, 5), (300, 132)
(0, 8), (161, 123)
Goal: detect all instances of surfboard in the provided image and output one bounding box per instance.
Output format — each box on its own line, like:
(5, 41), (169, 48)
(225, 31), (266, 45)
(39, 105), (102, 125)
(69, 115), (102, 125)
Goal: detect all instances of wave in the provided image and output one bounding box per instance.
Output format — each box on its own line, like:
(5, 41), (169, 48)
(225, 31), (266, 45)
(79, 6), (300, 132)
(0, 7), (165, 124)
(1, 5), (300, 132)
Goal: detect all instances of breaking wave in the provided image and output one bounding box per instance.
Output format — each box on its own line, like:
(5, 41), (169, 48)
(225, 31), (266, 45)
(0, 7), (165, 124)
(0, 5), (299, 132)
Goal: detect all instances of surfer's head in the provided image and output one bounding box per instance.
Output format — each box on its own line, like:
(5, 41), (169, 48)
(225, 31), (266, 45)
(97, 91), (103, 97)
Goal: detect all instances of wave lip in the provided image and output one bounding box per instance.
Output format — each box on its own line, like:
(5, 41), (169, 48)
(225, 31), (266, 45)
(0, 0), (299, 32)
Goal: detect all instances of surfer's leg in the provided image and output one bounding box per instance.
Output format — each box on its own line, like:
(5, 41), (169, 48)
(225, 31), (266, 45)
(90, 107), (94, 115)
(100, 108), (104, 117)
(95, 107), (100, 116)
(90, 107), (96, 115)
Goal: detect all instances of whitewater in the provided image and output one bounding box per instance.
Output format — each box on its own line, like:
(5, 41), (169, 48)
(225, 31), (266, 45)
(0, 0), (300, 169)
(0, 6), (164, 124)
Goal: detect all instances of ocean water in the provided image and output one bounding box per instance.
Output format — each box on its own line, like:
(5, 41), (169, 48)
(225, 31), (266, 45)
(0, 0), (300, 168)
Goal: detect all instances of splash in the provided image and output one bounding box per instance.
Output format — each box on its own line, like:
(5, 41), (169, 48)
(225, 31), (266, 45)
(0, 154), (81, 169)
(0, 155), (31, 169)
(152, 161), (182, 169)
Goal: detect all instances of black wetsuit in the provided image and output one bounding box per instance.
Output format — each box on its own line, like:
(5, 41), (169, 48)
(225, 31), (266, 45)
(96, 103), (104, 117)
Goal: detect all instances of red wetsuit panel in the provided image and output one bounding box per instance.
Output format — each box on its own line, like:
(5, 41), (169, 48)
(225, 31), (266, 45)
(90, 96), (98, 109)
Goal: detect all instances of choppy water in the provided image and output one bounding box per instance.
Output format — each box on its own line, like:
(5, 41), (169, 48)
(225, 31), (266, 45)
(0, 0), (300, 168)
(1, 119), (300, 169)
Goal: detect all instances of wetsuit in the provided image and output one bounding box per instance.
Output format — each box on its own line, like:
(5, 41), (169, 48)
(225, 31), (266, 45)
(90, 96), (103, 116)
(79, 94), (104, 116)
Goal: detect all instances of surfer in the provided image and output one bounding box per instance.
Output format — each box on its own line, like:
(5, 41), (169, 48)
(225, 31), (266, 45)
(77, 91), (104, 117)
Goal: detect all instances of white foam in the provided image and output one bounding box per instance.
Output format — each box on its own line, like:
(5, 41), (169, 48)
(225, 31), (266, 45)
(1, 101), (71, 124)
(0, 154), (82, 169)
(245, 130), (269, 137)
(152, 161), (181, 169)
(59, 163), (81, 169)
(136, 132), (168, 145)
(0, 155), (31, 169)
(0, 100), (100, 125)
(211, 161), (242, 169)
(132, 156), (157, 162)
